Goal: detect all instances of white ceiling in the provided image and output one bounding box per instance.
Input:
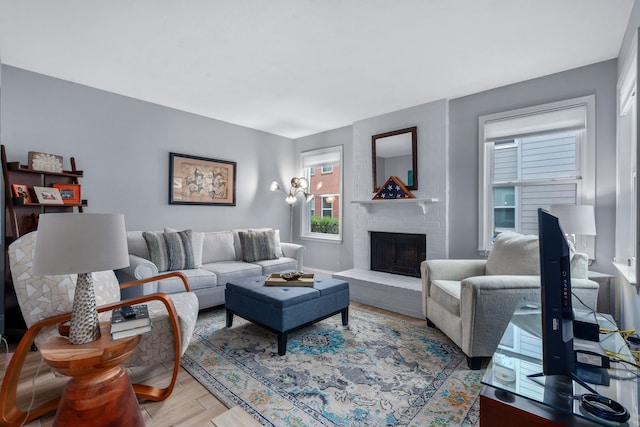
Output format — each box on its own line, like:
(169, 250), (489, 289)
(0, 1), (634, 139)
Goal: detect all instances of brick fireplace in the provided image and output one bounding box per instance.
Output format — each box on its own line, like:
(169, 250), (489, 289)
(333, 101), (449, 318)
(370, 231), (426, 278)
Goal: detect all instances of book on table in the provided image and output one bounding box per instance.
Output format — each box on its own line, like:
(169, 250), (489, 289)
(110, 304), (150, 332)
(111, 324), (153, 340)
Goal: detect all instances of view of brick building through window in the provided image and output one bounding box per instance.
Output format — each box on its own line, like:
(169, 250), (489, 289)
(307, 163), (341, 234)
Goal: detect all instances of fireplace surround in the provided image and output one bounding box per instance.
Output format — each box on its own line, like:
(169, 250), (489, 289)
(370, 231), (426, 278)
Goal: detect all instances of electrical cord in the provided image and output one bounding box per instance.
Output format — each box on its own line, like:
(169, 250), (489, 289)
(579, 393), (630, 422)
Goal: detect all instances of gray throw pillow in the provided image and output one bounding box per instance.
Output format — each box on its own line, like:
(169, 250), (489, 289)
(485, 231), (540, 276)
(143, 230), (195, 272)
(238, 229), (278, 263)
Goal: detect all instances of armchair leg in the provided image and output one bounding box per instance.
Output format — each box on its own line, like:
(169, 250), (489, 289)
(467, 356), (484, 370)
(426, 318), (436, 328)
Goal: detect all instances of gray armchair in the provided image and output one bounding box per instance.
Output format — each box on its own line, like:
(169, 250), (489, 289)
(421, 232), (599, 370)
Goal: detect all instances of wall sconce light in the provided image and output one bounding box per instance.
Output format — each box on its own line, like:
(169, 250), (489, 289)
(270, 177), (315, 205)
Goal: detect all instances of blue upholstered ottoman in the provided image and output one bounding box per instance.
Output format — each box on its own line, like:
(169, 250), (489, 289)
(225, 275), (350, 355)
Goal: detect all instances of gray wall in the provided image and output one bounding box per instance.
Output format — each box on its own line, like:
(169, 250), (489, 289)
(0, 60), (621, 277)
(616, 0), (640, 330)
(448, 60), (618, 274)
(1, 66), (296, 238)
(293, 126), (354, 272)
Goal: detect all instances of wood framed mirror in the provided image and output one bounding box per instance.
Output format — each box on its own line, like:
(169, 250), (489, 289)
(372, 126), (417, 192)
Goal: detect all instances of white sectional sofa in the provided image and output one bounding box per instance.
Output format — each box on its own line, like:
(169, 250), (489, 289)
(115, 228), (305, 309)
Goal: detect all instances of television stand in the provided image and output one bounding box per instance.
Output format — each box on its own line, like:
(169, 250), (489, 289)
(480, 302), (638, 426)
(527, 371), (598, 394)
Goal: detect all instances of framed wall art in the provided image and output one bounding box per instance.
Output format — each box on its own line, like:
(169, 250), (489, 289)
(28, 151), (64, 173)
(11, 184), (33, 203)
(33, 186), (64, 205)
(169, 152), (236, 206)
(53, 183), (81, 204)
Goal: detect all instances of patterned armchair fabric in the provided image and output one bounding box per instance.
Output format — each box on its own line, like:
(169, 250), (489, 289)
(2, 231), (199, 426)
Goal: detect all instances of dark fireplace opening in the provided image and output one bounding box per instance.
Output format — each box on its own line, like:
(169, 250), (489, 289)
(370, 232), (426, 278)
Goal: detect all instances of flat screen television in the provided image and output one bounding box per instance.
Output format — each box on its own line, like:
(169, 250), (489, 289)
(537, 208), (629, 421)
(538, 208), (575, 377)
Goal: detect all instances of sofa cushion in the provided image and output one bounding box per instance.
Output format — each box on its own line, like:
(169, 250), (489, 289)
(238, 229), (278, 262)
(430, 280), (462, 316)
(202, 261), (262, 285)
(485, 232), (539, 276)
(201, 231), (236, 264)
(143, 230), (195, 272)
(156, 268), (217, 293)
(253, 257), (298, 275)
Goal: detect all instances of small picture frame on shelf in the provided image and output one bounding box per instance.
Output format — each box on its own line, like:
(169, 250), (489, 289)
(33, 186), (64, 205)
(53, 183), (81, 204)
(28, 151), (64, 173)
(11, 184), (33, 203)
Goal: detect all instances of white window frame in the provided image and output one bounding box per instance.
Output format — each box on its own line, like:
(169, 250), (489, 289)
(478, 96), (596, 254)
(300, 145), (343, 242)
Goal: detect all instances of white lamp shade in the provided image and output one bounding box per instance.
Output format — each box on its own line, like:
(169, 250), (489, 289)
(33, 213), (130, 275)
(548, 204), (597, 236)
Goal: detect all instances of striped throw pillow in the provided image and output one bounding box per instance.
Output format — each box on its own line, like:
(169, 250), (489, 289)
(143, 230), (195, 272)
(238, 229), (278, 263)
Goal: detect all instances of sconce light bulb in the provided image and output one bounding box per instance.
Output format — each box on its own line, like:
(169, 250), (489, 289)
(305, 193), (315, 202)
(269, 180), (280, 192)
(285, 194), (297, 205)
(298, 177), (309, 189)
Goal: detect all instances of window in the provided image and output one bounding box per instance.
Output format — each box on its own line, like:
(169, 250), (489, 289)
(322, 197), (333, 217)
(301, 146), (343, 241)
(478, 96), (595, 253)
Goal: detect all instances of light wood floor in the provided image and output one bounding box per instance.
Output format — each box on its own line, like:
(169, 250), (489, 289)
(4, 302), (422, 426)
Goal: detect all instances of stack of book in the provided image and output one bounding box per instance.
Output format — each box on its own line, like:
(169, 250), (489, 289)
(110, 304), (151, 340)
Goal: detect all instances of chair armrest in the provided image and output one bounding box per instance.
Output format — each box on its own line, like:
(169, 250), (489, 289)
(281, 242), (305, 271)
(570, 252), (589, 279)
(421, 259), (487, 318)
(459, 275), (543, 357)
(0, 273), (189, 426)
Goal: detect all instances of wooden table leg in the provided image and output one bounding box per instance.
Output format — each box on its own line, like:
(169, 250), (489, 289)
(53, 366), (144, 427)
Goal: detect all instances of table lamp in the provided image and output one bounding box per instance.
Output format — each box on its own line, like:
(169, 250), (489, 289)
(548, 204), (597, 246)
(33, 213), (129, 344)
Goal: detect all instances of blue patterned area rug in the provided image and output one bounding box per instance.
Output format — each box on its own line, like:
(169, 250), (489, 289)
(181, 305), (482, 427)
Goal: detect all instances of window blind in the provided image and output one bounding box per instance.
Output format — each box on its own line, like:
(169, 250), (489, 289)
(484, 105), (587, 142)
(302, 149), (341, 167)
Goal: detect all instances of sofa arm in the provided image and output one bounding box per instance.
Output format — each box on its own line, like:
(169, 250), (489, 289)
(281, 242), (305, 271)
(421, 259), (486, 294)
(570, 252), (589, 279)
(115, 254), (160, 298)
(421, 259), (487, 318)
(459, 275), (542, 358)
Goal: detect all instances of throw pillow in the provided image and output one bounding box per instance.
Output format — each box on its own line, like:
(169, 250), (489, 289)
(143, 231), (169, 272)
(143, 230), (195, 272)
(485, 231), (540, 276)
(166, 227), (204, 268)
(233, 228), (283, 259)
(238, 229), (278, 263)
(164, 229), (195, 271)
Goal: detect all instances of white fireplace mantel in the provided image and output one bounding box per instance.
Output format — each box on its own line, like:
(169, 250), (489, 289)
(351, 198), (439, 214)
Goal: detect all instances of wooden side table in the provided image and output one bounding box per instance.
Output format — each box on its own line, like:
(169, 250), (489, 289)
(40, 322), (145, 427)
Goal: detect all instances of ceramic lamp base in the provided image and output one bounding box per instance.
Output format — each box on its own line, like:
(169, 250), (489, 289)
(69, 272), (101, 344)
